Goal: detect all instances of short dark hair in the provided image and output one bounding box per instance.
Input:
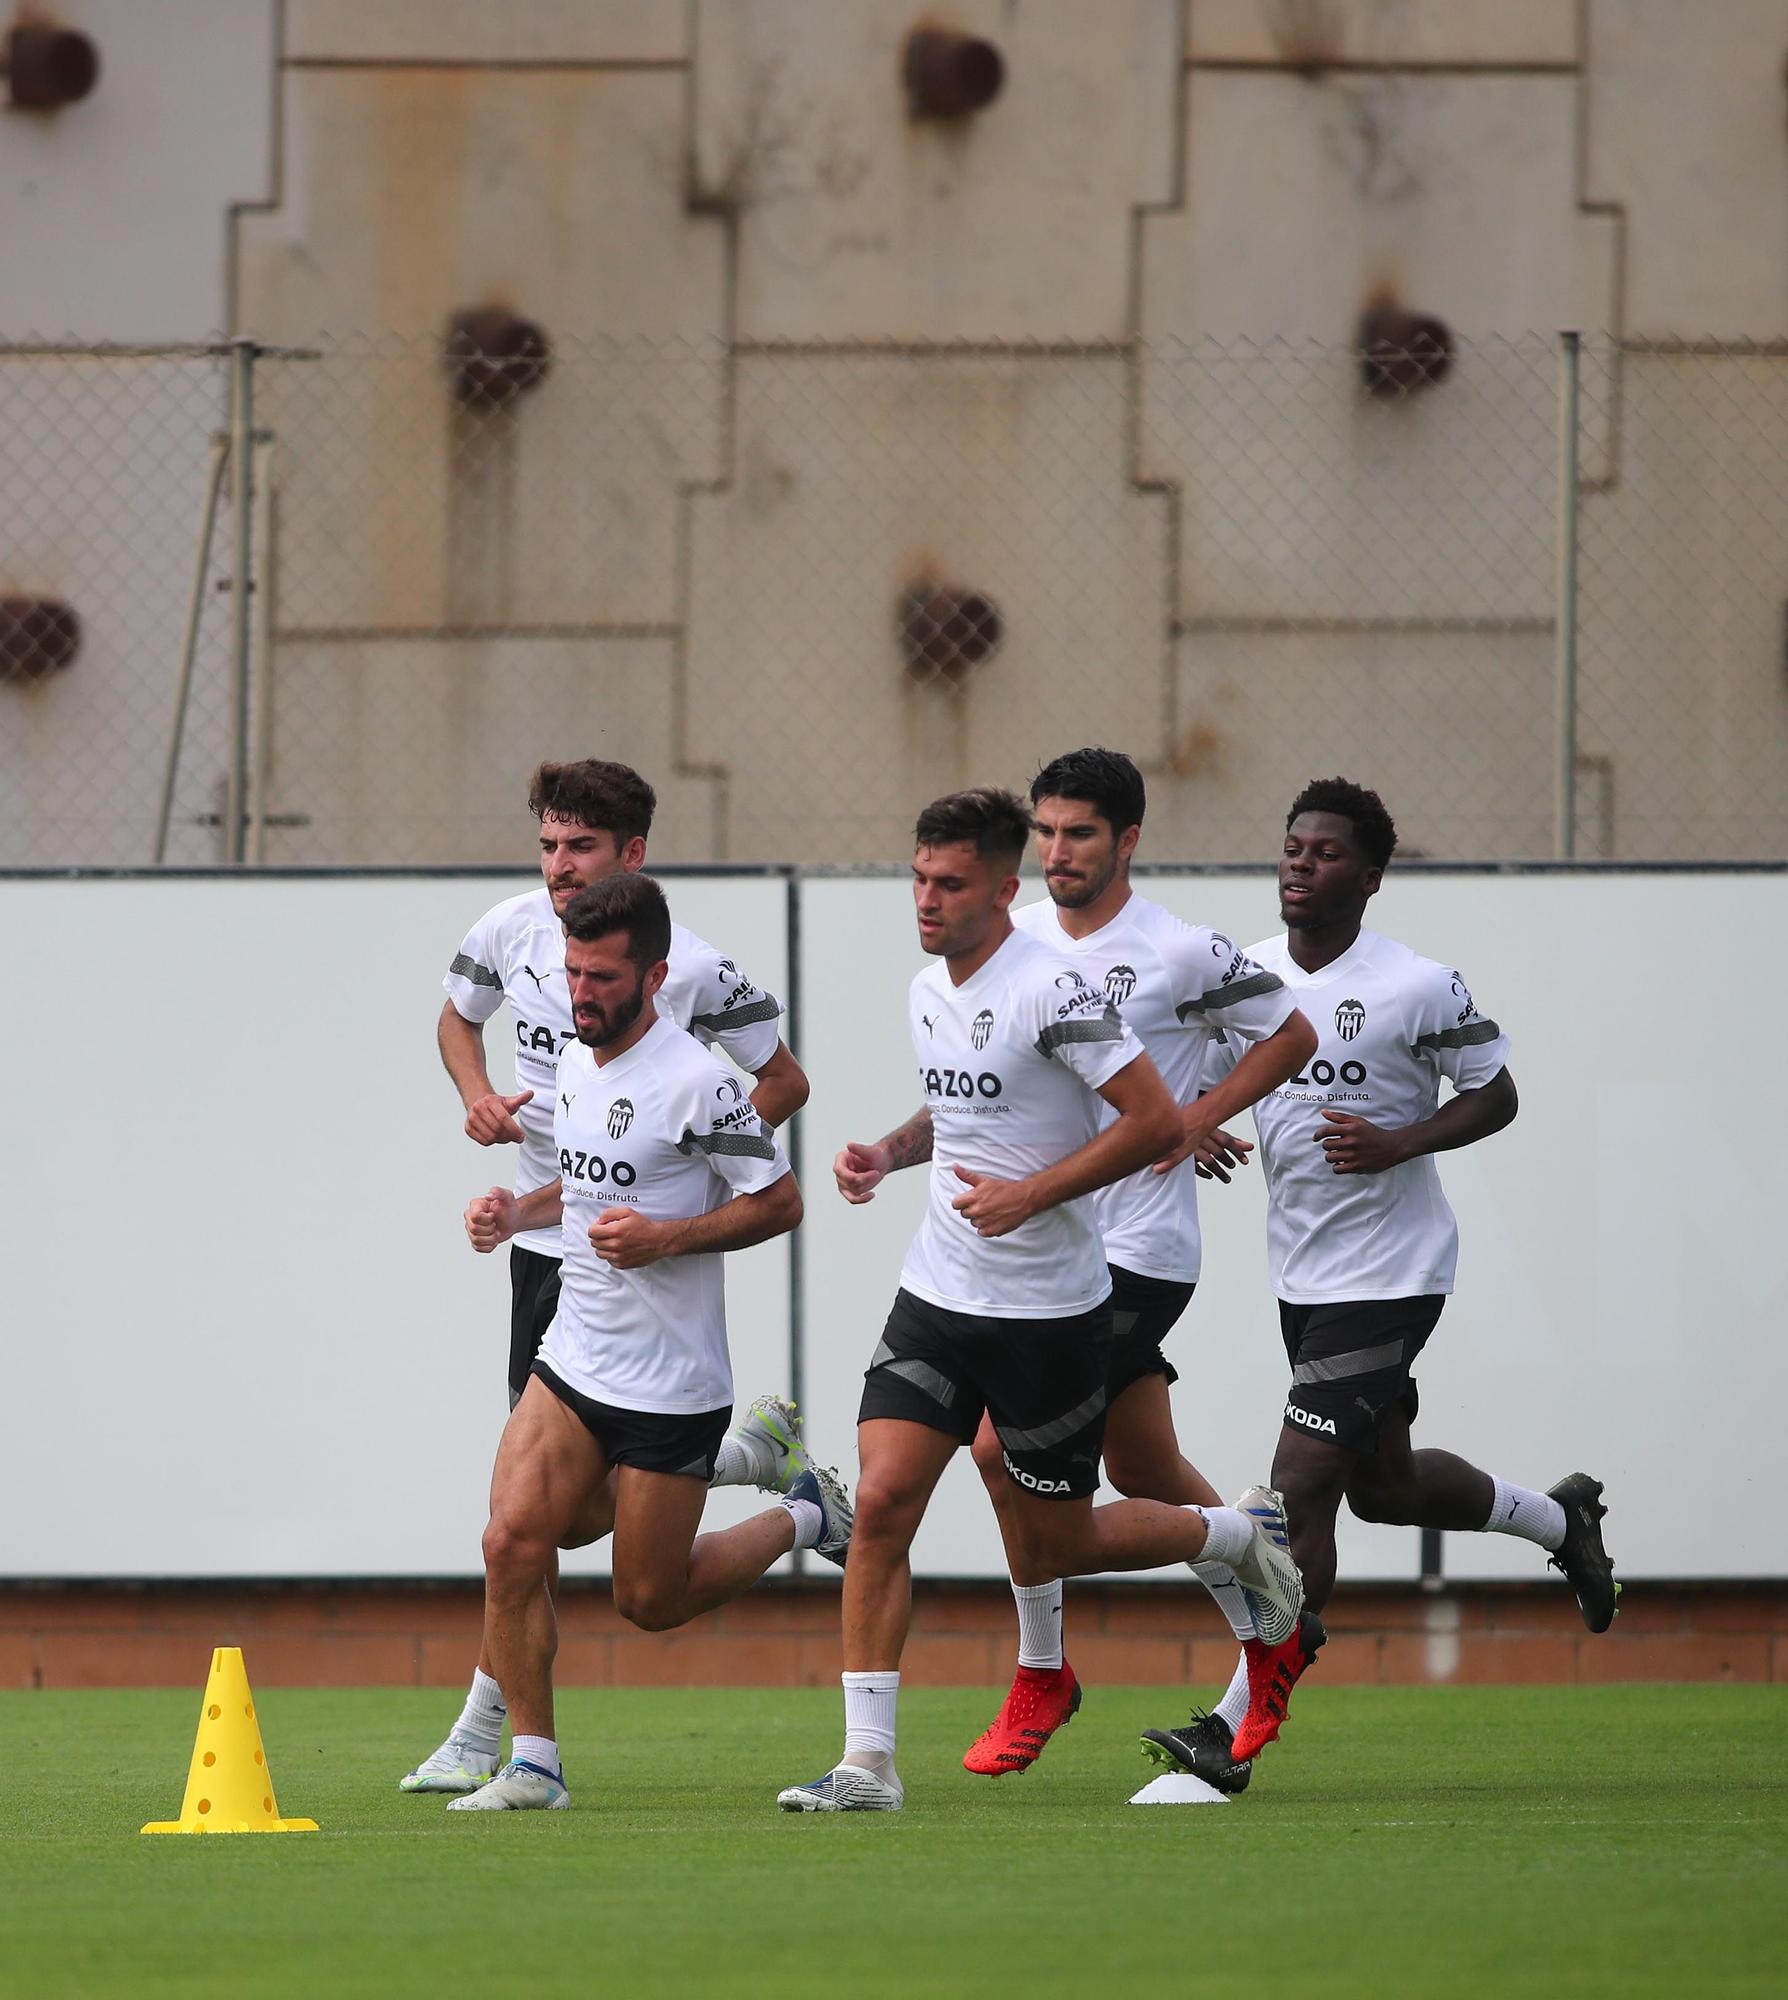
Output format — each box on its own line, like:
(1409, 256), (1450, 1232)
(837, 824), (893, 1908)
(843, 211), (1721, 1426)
(1030, 746), (1145, 834)
(914, 786), (1033, 871)
(528, 760), (657, 846)
(1287, 777), (1398, 871)
(561, 873), (672, 973)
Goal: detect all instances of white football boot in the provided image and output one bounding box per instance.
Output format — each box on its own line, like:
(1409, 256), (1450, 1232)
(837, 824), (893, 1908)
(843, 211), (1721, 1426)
(1228, 1485), (1305, 1647)
(397, 1732), (501, 1795)
(727, 1393), (809, 1493)
(444, 1758), (569, 1811)
(777, 1762), (904, 1812)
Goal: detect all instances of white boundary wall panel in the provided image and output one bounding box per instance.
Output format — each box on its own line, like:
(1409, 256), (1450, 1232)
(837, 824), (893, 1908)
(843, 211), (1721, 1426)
(799, 871), (1784, 1582)
(1, 870), (1778, 1583)
(0, 874), (790, 1579)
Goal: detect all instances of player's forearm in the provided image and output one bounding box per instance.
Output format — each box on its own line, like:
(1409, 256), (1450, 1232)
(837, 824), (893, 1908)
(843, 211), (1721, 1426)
(1021, 1112), (1175, 1217)
(515, 1181), (564, 1232)
(438, 1003), (495, 1110)
(1393, 1069), (1519, 1162)
(878, 1107), (934, 1170)
(748, 1044), (810, 1128)
(655, 1173), (803, 1257)
(1195, 1010), (1316, 1128)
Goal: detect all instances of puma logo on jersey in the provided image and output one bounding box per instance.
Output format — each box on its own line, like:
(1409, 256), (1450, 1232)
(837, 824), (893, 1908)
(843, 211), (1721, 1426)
(522, 964), (550, 992)
(920, 1013), (938, 1037)
(1285, 1403), (1338, 1436)
(560, 1091), (574, 1114)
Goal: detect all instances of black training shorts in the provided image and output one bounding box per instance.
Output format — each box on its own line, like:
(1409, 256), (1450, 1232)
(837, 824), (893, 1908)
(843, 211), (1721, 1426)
(531, 1361), (732, 1481)
(1106, 1263), (1196, 1401)
(1277, 1294), (1446, 1455)
(859, 1288), (1114, 1500)
(508, 1245), (563, 1407)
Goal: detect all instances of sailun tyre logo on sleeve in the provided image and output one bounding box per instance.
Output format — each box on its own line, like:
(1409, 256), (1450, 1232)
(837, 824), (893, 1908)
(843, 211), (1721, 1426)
(607, 1098), (635, 1139)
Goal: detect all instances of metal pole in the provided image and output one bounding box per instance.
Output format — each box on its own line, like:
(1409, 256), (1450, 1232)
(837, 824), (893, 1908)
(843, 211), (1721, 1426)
(247, 433), (276, 865)
(224, 338), (258, 865)
(1553, 328), (1582, 860)
(153, 433), (230, 864)
(783, 869), (806, 1577)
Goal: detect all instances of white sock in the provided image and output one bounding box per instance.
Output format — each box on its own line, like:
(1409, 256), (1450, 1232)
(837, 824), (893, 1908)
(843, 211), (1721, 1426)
(841, 1670), (899, 1766)
(710, 1434), (762, 1489)
(1214, 1651), (1251, 1732)
(1191, 1505), (1254, 1570)
(1013, 1579), (1065, 1670)
(779, 1493), (824, 1551)
(1193, 1559), (1256, 1642)
(453, 1667), (505, 1753)
(511, 1732), (559, 1777)
(1484, 1476), (1566, 1551)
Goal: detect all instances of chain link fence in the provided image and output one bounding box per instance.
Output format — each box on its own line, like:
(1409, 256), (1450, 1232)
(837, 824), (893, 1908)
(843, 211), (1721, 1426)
(2, 331), (1783, 868)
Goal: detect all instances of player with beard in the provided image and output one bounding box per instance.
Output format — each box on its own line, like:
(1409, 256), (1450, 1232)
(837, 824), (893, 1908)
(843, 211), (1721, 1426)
(778, 787), (1304, 1814)
(448, 874), (852, 1812)
(958, 747), (1320, 1777)
(403, 760), (811, 1796)
(1140, 777), (1617, 1793)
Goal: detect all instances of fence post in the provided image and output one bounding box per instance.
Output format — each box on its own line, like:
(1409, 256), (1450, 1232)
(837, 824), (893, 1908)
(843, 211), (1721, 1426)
(1553, 328), (1582, 860)
(223, 337), (259, 865)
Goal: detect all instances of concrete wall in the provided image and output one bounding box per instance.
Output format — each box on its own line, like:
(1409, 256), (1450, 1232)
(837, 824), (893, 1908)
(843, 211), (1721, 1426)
(1, 869), (1781, 1584)
(1, 0), (1785, 865)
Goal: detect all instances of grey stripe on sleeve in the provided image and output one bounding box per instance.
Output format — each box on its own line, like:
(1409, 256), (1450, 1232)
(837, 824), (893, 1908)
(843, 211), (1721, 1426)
(1035, 1010), (1125, 1058)
(448, 952), (502, 990)
(1175, 970), (1285, 1020)
(1412, 1018), (1502, 1053)
(995, 1384), (1109, 1454)
(677, 1128), (779, 1161)
(1290, 1340), (1406, 1386)
(690, 997), (783, 1033)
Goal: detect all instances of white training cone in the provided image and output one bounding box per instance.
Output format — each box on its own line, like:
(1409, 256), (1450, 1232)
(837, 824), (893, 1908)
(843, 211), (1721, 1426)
(1129, 1771), (1230, 1806)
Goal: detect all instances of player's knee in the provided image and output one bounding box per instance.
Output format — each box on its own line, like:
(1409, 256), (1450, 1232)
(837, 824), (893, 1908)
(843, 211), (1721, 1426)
(969, 1425), (1005, 1490)
(853, 1472), (926, 1549)
(612, 1577), (686, 1632)
(1100, 1441), (1173, 1501)
(481, 1511), (547, 1580)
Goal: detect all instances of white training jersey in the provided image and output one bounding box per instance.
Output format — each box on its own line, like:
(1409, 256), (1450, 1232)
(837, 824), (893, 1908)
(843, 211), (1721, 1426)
(1014, 894), (1299, 1284)
(540, 1014), (791, 1414)
(443, 887), (784, 1256)
(899, 926), (1146, 1320)
(1206, 928), (1511, 1304)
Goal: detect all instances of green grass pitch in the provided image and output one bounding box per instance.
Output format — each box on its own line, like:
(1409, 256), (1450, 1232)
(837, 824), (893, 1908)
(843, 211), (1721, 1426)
(2, 1684), (1783, 1998)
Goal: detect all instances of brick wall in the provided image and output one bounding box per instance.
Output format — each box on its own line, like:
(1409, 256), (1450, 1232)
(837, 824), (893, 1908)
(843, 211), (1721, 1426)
(3, 1580), (1782, 1690)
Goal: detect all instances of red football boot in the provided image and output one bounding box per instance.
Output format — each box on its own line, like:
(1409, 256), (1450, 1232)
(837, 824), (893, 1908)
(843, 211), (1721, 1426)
(961, 1662), (1083, 1776)
(1229, 1612), (1326, 1762)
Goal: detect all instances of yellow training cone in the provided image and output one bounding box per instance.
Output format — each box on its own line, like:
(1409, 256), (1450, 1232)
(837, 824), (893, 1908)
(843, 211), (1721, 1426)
(141, 1646), (318, 1835)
